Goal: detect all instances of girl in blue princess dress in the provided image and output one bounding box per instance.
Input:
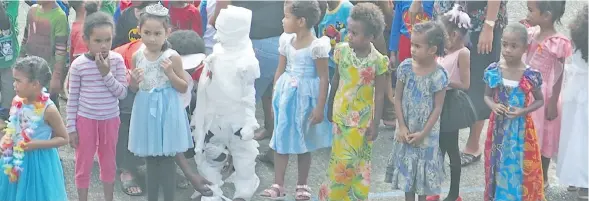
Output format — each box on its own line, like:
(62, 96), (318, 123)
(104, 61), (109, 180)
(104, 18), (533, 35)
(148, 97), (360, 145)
(260, 0), (332, 200)
(0, 56), (69, 201)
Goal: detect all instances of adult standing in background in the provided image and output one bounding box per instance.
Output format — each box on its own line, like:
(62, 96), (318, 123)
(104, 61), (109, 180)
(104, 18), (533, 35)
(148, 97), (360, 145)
(410, 0), (507, 166)
(210, 0), (285, 164)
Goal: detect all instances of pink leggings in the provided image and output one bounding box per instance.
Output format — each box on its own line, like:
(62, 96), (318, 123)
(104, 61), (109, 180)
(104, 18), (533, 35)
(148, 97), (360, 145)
(74, 116), (120, 188)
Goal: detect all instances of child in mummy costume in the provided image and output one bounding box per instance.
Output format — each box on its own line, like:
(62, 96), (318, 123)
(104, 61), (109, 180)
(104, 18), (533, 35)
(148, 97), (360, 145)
(191, 5), (260, 201)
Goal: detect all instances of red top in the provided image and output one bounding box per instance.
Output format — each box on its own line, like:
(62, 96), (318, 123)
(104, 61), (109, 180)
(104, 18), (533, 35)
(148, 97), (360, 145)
(119, 0), (133, 12)
(162, 1), (203, 36)
(69, 21), (88, 64)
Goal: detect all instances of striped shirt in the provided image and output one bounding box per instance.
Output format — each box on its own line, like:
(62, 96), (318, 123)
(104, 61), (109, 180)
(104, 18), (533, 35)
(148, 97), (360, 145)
(66, 52), (128, 133)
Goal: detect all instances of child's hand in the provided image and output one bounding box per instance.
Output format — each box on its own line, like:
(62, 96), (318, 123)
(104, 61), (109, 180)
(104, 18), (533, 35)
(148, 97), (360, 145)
(131, 68), (144, 84)
(365, 124), (379, 141)
(491, 103), (508, 115)
(506, 107), (526, 119)
(406, 131), (426, 146)
(96, 53), (111, 77)
(22, 141), (39, 151)
(546, 103), (558, 121)
(395, 126), (409, 143)
(160, 58), (174, 74)
(49, 78), (62, 95)
(309, 107), (324, 125)
(69, 132), (79, 149)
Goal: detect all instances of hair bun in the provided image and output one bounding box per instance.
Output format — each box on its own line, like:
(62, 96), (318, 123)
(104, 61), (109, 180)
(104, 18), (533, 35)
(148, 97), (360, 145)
(84, 1), (99, 15)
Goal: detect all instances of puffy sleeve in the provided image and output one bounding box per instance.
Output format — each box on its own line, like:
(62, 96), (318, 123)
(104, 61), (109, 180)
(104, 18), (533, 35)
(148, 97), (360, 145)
(524, 69), (543, 91)
(543, 34), (573, 60)
(376, 55), (389, 76)
(278, 33), (294, 56)
(430, 67), (449, 92)
(483, 62), (501, 88)
(332, 43), (346, 65)
(396, 59), (411, 83)
(311, 36), (331, 60)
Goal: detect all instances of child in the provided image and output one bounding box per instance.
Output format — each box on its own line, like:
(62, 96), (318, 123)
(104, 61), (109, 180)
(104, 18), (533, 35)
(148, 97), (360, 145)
(112, 1), (158, 49)
(557, 5), (588, 200)
(259, 0), (331, 200)
(0, 56), (68, 200)
(66, 11), (128, 201)
(191, 5), (260, 201)
(426, 5), (471, 201)
(317, 0), (353, 79)
(69, 1), (91, 62)
(127, 4), (193, 201)
(482, 23), (545, 201)
(20, 0), (69, 109)
(524, 1), (571, 187)
(385, 21), (447, 201)
(0, 1), (19, 109)
(163, 0), (203, 36)
(319, 3), (388, 201)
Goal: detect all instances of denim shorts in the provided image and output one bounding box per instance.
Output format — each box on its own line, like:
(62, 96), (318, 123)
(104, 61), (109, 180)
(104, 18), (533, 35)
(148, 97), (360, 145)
(252, 36), (280, 101)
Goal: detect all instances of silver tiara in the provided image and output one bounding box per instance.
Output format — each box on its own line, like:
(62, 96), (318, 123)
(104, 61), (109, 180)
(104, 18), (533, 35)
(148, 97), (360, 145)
(145, 3), (169, 17)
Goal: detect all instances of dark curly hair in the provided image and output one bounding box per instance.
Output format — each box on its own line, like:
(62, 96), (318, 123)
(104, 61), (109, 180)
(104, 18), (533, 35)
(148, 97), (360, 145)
(13, 56), (52, 87)
(570, 5), (588, 62)
(536, 1), (566, 25)
(413, 21), (446, 57)
(285, 0), (321, 29)
(168, 30), (205, 56)
(504, 23), (529, 46)
(83, 11), (115, 40)
(350, 3), (385, 38)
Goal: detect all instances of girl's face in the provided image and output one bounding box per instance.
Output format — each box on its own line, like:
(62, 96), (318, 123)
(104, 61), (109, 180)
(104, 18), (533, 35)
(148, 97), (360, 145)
(445, 30), (460, 50)
(139, 19), (170, 51)
(12, 69), (39, 99)
(85, 25), (113, 58)
(501, 32), (527, 64)
(282, 5), (302, 34)
(410, 32), (437, 61)
(526, 1), (549, 26)
(347, 18), (372, 50)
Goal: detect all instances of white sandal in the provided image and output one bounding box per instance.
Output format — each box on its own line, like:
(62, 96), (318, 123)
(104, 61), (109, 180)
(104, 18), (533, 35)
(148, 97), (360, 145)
(295, 185), (312, 201)
(260, 184), (286, 200)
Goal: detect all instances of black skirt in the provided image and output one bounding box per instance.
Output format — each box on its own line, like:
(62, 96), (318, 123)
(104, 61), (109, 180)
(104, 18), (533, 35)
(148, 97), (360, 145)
(440, 89), (478, 132)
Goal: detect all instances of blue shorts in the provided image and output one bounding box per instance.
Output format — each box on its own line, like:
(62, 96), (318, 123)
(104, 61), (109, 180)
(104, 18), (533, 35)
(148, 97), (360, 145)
(252, 36), (280, 101)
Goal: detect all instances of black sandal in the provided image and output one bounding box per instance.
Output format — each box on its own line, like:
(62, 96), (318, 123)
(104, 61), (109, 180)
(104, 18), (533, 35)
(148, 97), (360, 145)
(460, 153), (481, 167)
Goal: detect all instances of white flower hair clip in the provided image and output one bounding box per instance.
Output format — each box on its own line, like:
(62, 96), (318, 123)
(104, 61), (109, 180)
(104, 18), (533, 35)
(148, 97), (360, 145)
(145, 3), (169, 17)
(444, 4), (472, 29)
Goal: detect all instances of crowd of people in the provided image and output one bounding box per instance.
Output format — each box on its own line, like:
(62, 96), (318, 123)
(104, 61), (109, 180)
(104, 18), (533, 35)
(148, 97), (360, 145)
(0, 0), (586, 201)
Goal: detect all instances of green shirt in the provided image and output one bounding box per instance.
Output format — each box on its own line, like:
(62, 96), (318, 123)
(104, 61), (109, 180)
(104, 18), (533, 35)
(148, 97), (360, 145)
(100, 0), (117, 16)
(0, 0), (19, 68)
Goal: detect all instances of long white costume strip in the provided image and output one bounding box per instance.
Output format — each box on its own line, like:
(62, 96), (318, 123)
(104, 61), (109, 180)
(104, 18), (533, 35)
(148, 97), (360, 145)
(190, 5), (260, 201)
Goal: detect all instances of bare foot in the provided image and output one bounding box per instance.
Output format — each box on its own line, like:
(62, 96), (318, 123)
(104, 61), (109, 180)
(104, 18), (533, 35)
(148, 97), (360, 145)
(253, 128), (272, 141)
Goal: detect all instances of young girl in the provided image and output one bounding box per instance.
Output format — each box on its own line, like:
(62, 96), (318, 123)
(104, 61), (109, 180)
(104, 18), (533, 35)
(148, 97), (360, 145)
(557, 5), (588, 200)
(426, 5), (471, 201)
(66, 11), (128, 201)
(127, 4), (193, 201)
(0, 56), (68, 201)
(319, 3), (388, 201)
(524, 1), (571, 187)
(385, 21), (447, 201)
(260, 0), (331, 200)
(483, 23), (545, 201)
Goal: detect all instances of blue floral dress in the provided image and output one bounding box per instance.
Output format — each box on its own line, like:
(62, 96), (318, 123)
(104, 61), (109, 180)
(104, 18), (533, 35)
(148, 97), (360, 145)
(270, 33), (332, 154)
(0, 97), (67, 201)
(385, 59), (448, 195)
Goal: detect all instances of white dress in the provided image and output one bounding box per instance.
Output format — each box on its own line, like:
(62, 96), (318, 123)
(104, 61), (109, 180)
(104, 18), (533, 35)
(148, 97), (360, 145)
(556, 50), (588, 188)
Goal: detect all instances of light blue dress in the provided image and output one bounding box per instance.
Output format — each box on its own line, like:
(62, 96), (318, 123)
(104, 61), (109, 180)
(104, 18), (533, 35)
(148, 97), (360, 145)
(270, 33), (332, 154)
(128, 48), (193, 157)
(0, 98), (68, 201)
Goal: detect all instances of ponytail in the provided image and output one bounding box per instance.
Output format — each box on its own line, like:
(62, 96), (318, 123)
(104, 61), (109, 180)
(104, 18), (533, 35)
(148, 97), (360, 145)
(84, 1), (99, 16)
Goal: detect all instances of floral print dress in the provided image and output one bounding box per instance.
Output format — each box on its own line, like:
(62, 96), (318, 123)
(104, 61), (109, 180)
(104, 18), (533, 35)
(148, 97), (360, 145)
(385, 59), (447, 196)
(483, 63), (544, 201)
(319, 43), (388, 201)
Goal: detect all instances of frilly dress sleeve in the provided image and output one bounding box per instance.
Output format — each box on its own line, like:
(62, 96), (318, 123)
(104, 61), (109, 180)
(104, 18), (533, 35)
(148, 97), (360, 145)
(542, 34), (573, 60)
(396, 59), (411, 84)
(431, 67), (449, 92)
(278, 33), (294, 56)
(311, 36), (331, 60)
(483, 62), (501, 88)
(524, 69), (543, 92)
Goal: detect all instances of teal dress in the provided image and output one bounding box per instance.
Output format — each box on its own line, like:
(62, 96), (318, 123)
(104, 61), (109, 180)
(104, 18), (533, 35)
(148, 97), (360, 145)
(0, 97), (67, 201)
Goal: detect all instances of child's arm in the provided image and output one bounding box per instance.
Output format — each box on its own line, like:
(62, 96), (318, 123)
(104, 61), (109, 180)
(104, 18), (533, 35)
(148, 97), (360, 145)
(273, 55), (286, 86)
(50, 13), (69, 94)
(27, 105), (69, 150)
(327, 64), (339, 122)
(20, 9), (32, 58)
(393, 72), (407, 142)
(238, 61), (261, 141)
(128, 53), (140, 92)
(507, 87), (544, 118)
(102, 56), (128, 99)
(311, 56), (329, 124)
(389, 3), (402, 64)
(484, 85), (507, 115)
(371, 73), (387, 135)
(66, 64), (81, 135)
(164, 54), (189, 93)
(451, 49), (471, 90)
(547, 60), (564, 120)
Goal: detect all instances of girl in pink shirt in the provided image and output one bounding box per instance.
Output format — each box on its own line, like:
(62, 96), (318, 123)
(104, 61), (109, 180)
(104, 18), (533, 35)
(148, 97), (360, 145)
(66, 11), (128, 201)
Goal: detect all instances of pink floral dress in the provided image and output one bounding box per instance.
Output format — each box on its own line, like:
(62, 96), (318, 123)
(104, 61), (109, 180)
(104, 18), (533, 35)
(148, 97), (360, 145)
(525, 28), (572, 158)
